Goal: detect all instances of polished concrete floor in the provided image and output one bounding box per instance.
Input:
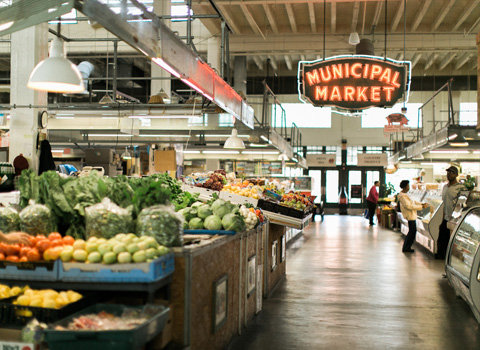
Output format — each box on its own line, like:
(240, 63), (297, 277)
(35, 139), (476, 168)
(229, 215), (480, 350)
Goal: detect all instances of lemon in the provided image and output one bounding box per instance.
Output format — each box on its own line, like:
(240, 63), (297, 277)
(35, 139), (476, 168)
(30, 297), (43, 307)
(10, 286), (21, 296)
(68, 292), (82, 303)
(42, 298), (56, 309)
(16, 295), (31, 306)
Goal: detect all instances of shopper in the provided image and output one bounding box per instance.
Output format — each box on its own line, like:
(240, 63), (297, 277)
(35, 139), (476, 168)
(366, 181), (379, 225)
(437, 166), (465, 259)
(397, 180), (429, 253)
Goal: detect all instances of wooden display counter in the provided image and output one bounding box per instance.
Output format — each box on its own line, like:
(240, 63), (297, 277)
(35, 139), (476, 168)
(170, 226), (263, 350)
(263, 223), (287, 298)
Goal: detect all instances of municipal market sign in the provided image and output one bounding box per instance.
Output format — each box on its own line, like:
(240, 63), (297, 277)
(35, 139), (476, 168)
(357, 153), (388, 166)
(298, 55), (410, 110)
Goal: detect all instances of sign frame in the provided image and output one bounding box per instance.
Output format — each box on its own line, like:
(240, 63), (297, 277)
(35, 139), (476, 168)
(298, 55), (411, 111)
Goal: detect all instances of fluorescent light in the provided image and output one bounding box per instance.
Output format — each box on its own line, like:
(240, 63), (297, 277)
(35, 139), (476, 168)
(421, 163), (449, 166)
(51, 149), (64, 153)
(203, 150), (240, 154)
(181, 78), (204, 95)
(0, 21), (14, 32)
(473, 151), (480, 154)
(249, 143), (268, 148)
(429, 150), (470, 154)
(242, 151), (279, 155)
(138, 134), (191, 138)
(55, 113), (75, 116)
(401, 161), (412, 163)
(152, 58), (181, 78)
(55, 116), (75, 120)
(183, 150), (201, 154)
(448, 134), (458, 140)
(292, 157), (298, 162)
(101, 117), (118, 120)
(129, 115), (198, 119)
(86, 134), (133, 137)
(196, 134), (250, 138)
(260, 135), (271, 143)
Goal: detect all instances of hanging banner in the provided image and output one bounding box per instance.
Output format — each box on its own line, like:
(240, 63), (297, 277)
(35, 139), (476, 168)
(357, 153), (388, 166)
(298, 55), (410, 110)
(306, 154), (336, 167)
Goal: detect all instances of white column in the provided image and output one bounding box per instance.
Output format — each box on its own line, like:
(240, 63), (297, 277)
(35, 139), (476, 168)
(9, 24), (48, 171)
(151, 0), (172, 99)
(207, 36), (221, 72)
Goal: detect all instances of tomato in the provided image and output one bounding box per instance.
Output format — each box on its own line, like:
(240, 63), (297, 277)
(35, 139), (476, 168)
(5, 255), (19, 262)
(43, 246), (63, 261)
(0, 243), (6, 255)
(50, 239), (63, 248)
(5, 244), (20, 257)
(35, 234), (47, 241)
(48, 232), (62, 241)
(26, 248), (41, 262)
(19, 247), (30, 258)
(28, 236), (37, 247)
(36, 240), (51, 254)
(19, 256), (28, 262)
(0, 253), (5, 260)
(62, 236), (75, 246)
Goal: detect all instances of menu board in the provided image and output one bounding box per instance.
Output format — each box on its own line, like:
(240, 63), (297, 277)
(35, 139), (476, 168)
(449, 208), (480, 283)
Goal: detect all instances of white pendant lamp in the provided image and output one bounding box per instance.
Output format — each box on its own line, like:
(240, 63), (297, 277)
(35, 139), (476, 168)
(348, 32), (360, 45)
(27, 37), (84, 93)
(449, 134), (469, 147)
(224, 128), (245, 149)
(121, 147), (132, 160)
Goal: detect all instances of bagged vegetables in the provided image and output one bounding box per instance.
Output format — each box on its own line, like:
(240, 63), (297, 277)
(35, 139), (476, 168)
(137, 205), (183, 247)
(85, 198), (133, 239)
(19, 200), (53, 235)
(0, 206), (20, 233)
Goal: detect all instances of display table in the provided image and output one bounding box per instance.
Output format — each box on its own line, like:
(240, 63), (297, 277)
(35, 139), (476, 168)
(379, 207), (394, 228)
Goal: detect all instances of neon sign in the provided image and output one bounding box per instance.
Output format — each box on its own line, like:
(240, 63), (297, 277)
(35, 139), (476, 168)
(298, 55), (411, 110)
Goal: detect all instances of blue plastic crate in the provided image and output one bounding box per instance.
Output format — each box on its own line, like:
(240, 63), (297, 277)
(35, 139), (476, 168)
(184, 229), (236, 235)
(58, 252), (174, 283)
(0, 260), (59, 281)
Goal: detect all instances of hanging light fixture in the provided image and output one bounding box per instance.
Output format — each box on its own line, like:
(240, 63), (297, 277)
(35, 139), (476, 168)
(99, 93), (115, 104)
(348, 32), (360, 45)
(121, 147), (132, 160)
(27, 36), (83, 93)
(224, 128), (245, 149)
(449, 134), (469, 147)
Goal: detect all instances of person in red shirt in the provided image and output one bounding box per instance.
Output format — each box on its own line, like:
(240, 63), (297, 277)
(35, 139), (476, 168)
(366, 181), (379, 225)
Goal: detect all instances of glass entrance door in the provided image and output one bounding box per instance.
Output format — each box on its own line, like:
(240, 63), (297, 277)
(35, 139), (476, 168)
(325, 170), (339, 204)
(308, 170), (322, 204)
(348, 170), (362, 204)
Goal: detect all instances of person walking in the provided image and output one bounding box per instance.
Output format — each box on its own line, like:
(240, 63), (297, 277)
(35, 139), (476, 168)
(437, 166), (465, 259)
(397, 180), (429, 253)
(366, 181), (379, 225)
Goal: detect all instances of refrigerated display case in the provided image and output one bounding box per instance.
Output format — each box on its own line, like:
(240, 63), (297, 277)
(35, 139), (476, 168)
(446, 206), (480, 323)
(448, 191), (480, 230)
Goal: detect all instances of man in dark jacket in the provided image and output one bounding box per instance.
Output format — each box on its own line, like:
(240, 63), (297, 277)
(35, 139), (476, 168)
(366, 181), (379, 225)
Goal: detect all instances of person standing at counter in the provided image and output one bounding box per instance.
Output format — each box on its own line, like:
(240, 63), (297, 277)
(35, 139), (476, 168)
(366, 181), (379, 226)
(397, 180), (429, 253)
(437, 166), (465, 259)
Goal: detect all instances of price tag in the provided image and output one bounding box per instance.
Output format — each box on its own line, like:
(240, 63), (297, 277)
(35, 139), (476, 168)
(0, 341), (35, 350)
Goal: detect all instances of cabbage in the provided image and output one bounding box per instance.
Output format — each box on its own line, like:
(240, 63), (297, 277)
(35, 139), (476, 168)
(204, 215), (222, 231)
(189, 217), (204, 229)
(221, 213), (246, 232)
(211, 199), (232, 219)
(191, 202), (204, 208)
(182, 207), (197, 221)
(197, 204), (213, 219)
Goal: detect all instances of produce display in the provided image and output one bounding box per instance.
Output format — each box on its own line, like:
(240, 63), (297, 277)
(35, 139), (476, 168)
(85, 198), (133, 239)
(19, 201), (53, 236)
(239, 205), (264, 230)
(136, 205), (183, 247)
(13, 288), (83, 309)
(280, 193), (313, 211)
(183, 170), (231, 191)
(222, 181), (263, 199)
(0, 283), (25, 299)
(0, 206), (20, 233)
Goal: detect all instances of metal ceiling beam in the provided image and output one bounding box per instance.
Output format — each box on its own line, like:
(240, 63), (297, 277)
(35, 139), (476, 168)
(424, 53), (439, 70)
(308, 3), (316, 33)
(285, 4), (298, 33)
(284, 55), (292, 71)
(268, 56), (278, 71)
(240, 3), (266, 39)
(263, 4), (279, 34)
(432, 0), (456, 32)
(391, 0), (406, 32)
(438, 53), (455, 70)
(411, 53), (422, 68)
(351, 1), (360, 32)
(331, 1), (337, 34)
(454, 53), (471, 70)
(451, 0), (480, 31)
(214, 0), (399, 4)
(466, 15), (480, 35)
(253, 56), (263, 70)
(371, 1), (383, 32)
(411, 0), (432, 32)
(217, 4), (241, 34)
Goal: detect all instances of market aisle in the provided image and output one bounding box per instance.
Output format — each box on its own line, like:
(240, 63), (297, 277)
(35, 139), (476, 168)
(228, 215), (480, 350)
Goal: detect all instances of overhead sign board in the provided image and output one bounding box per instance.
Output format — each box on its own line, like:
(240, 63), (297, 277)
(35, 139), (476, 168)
(306, 154), (336, 167)
(299, 55), (410, 110)
(357, 153), (388, 166)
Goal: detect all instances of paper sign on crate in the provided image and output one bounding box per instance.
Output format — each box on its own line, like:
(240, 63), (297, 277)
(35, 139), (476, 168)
(219, 191), (259, 206)
(0, 341), (36, 350)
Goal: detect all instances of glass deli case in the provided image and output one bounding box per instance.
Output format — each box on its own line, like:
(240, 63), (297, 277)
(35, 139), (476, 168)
(415, 189), (444, 253)
(446, 206), (480, 323)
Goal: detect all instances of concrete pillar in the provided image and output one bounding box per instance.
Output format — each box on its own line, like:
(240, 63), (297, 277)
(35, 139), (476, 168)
(151, 0), (171, 100)
(207, 36), (221, 72)
(477, 32), (480, 130)
(233, 56), (247, 95)
(9, 24), (48, 171)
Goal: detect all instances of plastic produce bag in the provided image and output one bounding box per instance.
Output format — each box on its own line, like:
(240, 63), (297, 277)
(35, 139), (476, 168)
(0, 206), (20, 233)
(19, 200), (52, 235)
(137, 205), (183, 247)
(85, 197), (134, 239)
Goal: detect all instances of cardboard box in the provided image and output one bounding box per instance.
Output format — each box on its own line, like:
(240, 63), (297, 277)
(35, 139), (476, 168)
(154, 150), (176, 173)
(151, 299), (173, 349)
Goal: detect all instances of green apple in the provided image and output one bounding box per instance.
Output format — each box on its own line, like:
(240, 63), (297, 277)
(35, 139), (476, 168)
(60, 246), (74, 262)
(144, 237), (158, 249)
(72, 239), (86, 251)
(87, 236), (98, 243)
(98, 243), (111, 256)
(145, 248), (157, 260)
(87, 251), (102, 263)
(85, 242), (98, 253)
(103, 251), (117, 264)
(132, 237), (140, 243)
(132, 250), (147, 263)
(115, 233), (126, 241)
(137, 241), (149, 251)
(127, 243), (140, 254)
(112, 243), (127, 255)
(117, 251), (132, 264)
(73, 249), (88, 262)
(157, 246), (170, 256)
(96, 238), (107, 245)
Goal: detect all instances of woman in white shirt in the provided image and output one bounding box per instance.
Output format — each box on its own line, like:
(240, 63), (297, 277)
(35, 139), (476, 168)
(397, 180), (429, 253)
